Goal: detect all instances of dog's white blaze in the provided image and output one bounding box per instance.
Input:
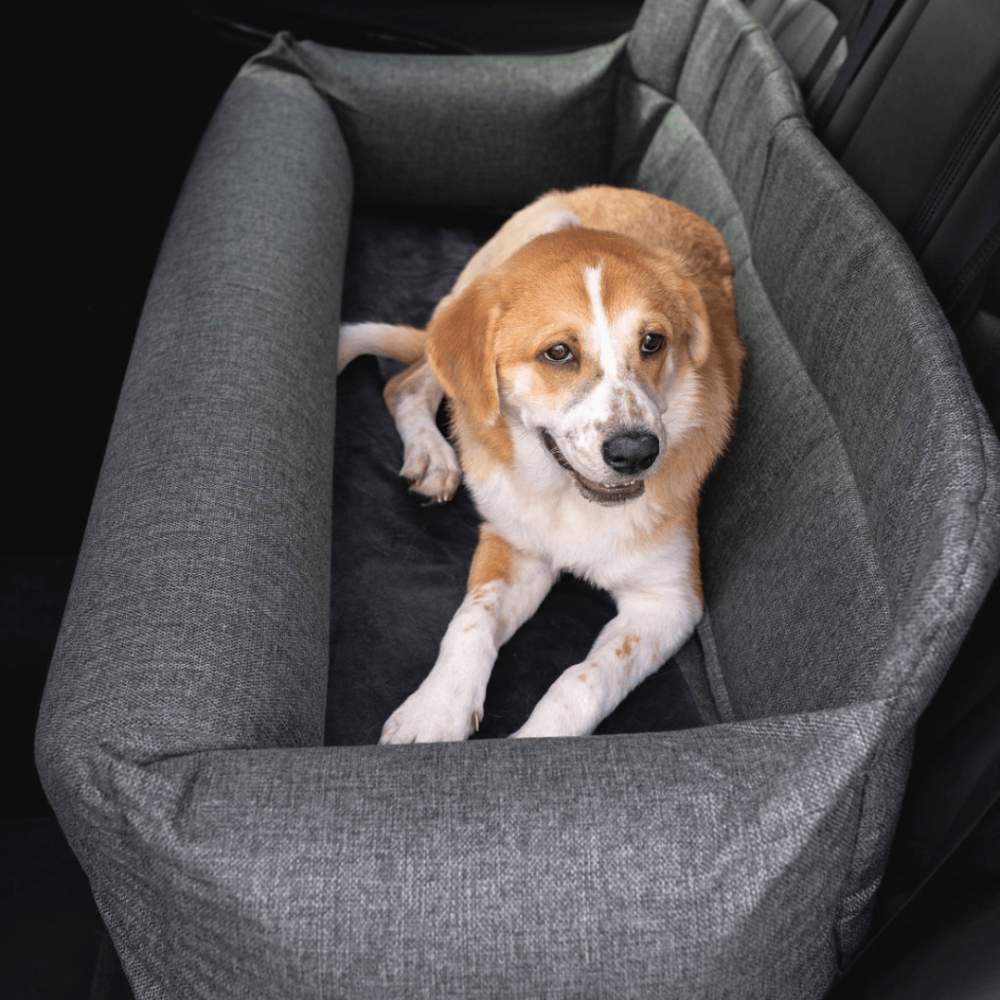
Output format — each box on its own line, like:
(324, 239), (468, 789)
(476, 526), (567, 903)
(576, 264), (644, 478)
(565, 273), (662, 481)
(583, 263), (620, 377)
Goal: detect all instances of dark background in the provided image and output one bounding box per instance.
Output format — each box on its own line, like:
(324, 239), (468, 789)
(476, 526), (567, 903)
(5, 2), (997, 998)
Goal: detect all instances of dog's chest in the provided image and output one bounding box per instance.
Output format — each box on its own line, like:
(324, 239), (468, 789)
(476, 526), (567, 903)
(465, 464), (662, 591)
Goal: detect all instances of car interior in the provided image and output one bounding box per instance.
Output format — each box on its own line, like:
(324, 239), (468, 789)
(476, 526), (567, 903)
(6, 1), (997, 997)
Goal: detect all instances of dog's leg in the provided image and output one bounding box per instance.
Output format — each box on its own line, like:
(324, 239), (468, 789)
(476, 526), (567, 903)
(380, 527), (556, 744)
(510, 581), (702, 740)
(383, 358), (463, 503)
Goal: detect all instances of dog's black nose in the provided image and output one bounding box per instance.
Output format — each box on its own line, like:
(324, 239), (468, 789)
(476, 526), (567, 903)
(601, 431), (660, 475)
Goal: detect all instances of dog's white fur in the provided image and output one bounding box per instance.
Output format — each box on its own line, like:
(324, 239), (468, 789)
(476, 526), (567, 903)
(339, 185), (743, 742)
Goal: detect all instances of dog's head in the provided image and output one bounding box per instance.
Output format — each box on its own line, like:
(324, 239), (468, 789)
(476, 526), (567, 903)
(426, 227), (715, 505)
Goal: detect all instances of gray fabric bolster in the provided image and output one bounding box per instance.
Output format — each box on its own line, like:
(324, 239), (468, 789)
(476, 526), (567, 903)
(81, 707), (890, 999)
(259, 32), (628, 209)
(36, 64), (350, 799)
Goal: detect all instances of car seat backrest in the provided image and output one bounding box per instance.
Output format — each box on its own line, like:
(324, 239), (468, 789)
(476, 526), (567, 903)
(745, 0), (864, 111)
(750, 0), (999, 428)
(825, 0), (999, 422)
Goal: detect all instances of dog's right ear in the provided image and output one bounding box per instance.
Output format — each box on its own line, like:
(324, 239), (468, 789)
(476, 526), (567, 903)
(425, 278), (503, 427)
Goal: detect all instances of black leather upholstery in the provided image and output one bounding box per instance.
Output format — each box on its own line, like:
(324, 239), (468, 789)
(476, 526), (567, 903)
(746, 0), (849, 107)
(826, 0), (999, 403)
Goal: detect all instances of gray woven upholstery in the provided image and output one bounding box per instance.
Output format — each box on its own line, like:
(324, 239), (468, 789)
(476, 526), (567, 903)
(36, 1), (1000, 997)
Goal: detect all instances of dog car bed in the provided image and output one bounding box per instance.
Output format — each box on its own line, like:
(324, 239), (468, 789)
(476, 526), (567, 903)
(36, 0), (1000, 997)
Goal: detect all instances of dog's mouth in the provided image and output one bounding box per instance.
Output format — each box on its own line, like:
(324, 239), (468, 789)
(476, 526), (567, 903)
(540, 430), (646, 506)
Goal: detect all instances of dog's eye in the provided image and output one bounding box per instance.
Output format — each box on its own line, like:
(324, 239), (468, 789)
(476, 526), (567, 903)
(640, 332), (666, 355)
(541, 343), (574, 364)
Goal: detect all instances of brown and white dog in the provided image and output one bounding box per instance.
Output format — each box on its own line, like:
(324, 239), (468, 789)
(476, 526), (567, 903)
(338, 185), (744, 743)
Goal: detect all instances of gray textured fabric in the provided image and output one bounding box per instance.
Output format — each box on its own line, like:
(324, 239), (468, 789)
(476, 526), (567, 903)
(259, 34), (626, 208)
(35, 0), (1000, 997)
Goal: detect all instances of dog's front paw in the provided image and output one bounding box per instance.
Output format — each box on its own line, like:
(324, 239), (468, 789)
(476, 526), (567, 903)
(380, 684), (482, 744)
(509, 688), (595, 740)
(400, 432), (462, 504)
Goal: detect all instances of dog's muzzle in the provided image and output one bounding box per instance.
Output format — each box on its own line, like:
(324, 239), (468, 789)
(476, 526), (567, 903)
(540, 430), (646, 505)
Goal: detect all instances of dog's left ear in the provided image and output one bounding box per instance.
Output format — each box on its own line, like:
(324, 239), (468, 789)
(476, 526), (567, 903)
(682, 280), (712, 367)
(650, 249), (713, 368)
(425, 278), (503, 426)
